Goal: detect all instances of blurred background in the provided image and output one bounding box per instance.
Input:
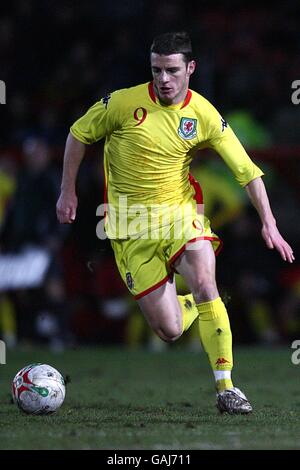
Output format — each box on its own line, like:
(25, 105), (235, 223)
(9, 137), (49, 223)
(0, 0), (299, 352)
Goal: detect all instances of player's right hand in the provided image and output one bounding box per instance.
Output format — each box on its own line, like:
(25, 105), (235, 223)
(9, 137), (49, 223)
(56, 191), (78, 224)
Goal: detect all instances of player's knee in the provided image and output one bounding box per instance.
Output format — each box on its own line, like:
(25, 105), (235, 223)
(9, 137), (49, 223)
(156, 326), (182, 343)
(192, 278), (218, 303)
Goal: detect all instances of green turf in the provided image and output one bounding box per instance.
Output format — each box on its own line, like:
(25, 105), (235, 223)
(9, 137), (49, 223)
(0, 345), (299, 449)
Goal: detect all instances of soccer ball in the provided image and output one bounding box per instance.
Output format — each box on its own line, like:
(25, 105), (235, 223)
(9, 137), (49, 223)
(12, 363), (66, 415)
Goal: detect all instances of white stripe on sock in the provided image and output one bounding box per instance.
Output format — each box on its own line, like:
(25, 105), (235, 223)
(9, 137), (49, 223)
(214, 370), (231, 381)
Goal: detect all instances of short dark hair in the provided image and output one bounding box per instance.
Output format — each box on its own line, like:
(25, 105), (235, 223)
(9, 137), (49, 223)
(150, 31), (193, 64)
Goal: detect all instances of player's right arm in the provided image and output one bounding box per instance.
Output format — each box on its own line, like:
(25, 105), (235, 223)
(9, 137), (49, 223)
(56, 133), (85, 224)
(56, 92), (122, 224)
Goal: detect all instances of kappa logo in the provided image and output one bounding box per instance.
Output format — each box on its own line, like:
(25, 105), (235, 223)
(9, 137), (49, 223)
(221, 117), (228, 132)
(215, 357), (230, 366)
(102, 93), (111, 109)
(178, 117), (197, 140)
(126, 272), (134, 290)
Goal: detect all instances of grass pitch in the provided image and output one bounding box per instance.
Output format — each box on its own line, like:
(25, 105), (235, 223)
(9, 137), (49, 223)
(0, 345), (299, 450)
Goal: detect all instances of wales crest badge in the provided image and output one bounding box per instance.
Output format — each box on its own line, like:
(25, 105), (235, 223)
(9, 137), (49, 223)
(178, 117), (197, 140)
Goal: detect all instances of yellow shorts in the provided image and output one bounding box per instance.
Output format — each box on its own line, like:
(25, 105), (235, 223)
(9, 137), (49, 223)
(110, 215), (222, 299)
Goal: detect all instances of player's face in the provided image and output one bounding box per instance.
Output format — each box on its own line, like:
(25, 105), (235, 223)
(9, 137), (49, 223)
(151, 53), (195, 105)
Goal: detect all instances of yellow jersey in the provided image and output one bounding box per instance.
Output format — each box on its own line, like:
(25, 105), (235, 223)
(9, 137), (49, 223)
(70, 82), (263, 238)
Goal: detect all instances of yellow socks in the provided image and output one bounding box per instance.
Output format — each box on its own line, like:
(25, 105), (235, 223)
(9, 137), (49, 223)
(177, 294), (199, 333)
(196, 297), (233, 392)
(177, 294), (234, 392)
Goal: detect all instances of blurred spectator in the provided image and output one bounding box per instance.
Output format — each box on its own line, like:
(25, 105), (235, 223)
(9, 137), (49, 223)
(277, 266), (300, 341)
(0, 293), (17, 348)
(1, 137), (63, 252)
(0, 156), (17, 231)
(191, 157), (246, 231)
(225, 110), (273, 150)
(0, 136), (69, 348)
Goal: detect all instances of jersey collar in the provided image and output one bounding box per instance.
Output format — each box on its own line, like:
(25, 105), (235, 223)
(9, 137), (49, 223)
(148, 81), (192, 110)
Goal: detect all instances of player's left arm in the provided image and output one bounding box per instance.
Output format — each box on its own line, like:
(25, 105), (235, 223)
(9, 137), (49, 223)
(245, 176), (295, 263)
(203, 101), (294, 263)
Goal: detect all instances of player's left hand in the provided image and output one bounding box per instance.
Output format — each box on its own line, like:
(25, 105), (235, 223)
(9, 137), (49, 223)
(262, 223), (295, 263)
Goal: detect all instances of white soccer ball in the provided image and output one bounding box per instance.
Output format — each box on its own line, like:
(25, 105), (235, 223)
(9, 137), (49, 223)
(12, 363), (66, 415)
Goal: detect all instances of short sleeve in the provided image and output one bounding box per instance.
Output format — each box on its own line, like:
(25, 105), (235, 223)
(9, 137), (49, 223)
(70, 92), (122, 144)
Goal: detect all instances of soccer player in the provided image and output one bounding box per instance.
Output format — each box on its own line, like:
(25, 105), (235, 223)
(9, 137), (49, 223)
(56, 32), (294, 414)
